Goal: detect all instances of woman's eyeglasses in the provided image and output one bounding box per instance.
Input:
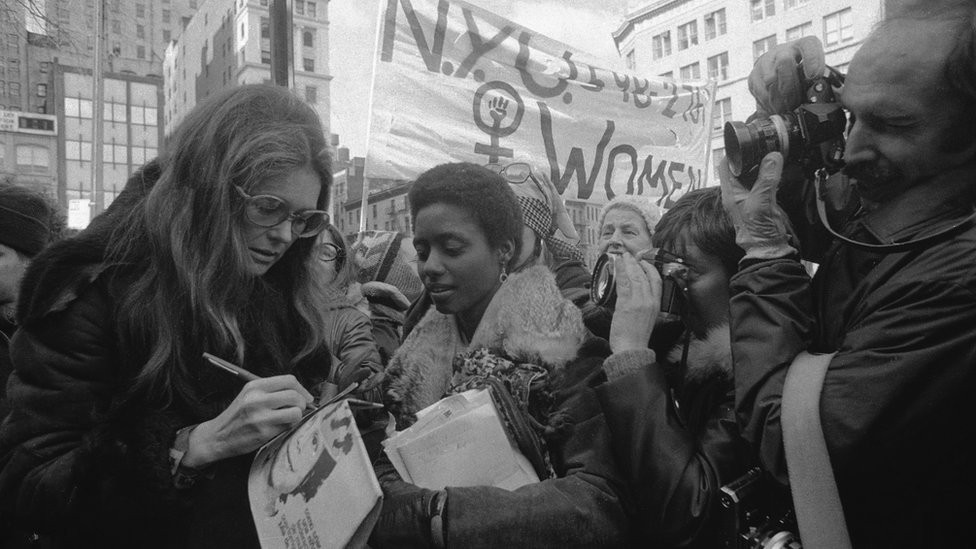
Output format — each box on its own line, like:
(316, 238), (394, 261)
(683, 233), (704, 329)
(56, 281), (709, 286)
(484, 162), (548, 197)
(235, 186), (329, 238)
(318, 242), (345, 262)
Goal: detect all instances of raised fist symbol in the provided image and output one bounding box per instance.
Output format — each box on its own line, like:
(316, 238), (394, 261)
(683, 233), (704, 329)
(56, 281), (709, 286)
(488, 96), (509, 125)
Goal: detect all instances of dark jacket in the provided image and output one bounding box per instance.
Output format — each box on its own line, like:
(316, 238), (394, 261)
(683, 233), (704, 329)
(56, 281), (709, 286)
(0, 316), (14, 419)
(0, 166), (345, 549)
(729, 176), (976, 547)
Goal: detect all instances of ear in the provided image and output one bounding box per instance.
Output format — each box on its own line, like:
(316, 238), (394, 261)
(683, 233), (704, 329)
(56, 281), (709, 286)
(496, 239), (515, 265)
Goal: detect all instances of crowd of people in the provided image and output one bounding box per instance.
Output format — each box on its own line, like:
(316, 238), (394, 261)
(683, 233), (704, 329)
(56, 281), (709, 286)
(0, 0), (974, 547)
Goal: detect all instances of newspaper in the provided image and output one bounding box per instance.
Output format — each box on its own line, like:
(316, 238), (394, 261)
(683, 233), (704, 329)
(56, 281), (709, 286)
(382, 388), (540, 491)
(248, 399), (382, 549)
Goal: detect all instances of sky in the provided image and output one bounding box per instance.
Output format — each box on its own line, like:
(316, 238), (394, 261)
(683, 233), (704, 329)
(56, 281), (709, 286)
(328, 0), (635, 158)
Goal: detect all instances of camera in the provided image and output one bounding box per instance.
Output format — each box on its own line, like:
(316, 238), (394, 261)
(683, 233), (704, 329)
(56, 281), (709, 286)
(589, 248), (687, 323)
(720, 467), (801, 549)
(724, 66), (847, 186)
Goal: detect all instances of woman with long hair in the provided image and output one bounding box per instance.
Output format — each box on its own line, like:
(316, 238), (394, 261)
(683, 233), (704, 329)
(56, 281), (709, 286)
(0, 85), (371, 548)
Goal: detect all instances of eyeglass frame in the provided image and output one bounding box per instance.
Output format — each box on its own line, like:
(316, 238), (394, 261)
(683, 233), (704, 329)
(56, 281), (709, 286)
(483, 162), (549, 200)
(234, 185), (329, 238)
(318, 242), (345, 263)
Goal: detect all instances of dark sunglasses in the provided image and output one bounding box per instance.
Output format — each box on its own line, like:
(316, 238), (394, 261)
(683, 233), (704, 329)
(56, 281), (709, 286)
(235, 186), (329, 238)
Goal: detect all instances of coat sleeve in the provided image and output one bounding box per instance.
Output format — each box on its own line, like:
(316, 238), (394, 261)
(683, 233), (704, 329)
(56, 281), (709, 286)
(328, 307), (385, 388)
(596, 350), (750, 548)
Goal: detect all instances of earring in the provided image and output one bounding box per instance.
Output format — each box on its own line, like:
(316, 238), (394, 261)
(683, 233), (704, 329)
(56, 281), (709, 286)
(499, 264), (509, 283)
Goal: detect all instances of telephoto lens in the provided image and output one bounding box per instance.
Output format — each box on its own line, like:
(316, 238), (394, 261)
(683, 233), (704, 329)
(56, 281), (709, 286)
(724, 114), (801, 186)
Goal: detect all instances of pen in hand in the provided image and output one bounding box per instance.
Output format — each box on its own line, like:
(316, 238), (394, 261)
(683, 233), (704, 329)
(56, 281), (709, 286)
(203, 352), (318, 411)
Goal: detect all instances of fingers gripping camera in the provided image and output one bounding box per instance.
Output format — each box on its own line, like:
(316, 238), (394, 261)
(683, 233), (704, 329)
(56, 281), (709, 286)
(590, 248), (688, 323)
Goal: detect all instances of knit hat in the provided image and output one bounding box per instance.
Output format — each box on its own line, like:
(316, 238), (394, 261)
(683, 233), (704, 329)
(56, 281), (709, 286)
(597, 195), (663, 238)
(350, 230), (424, 303)
(0, 184), (56, 257)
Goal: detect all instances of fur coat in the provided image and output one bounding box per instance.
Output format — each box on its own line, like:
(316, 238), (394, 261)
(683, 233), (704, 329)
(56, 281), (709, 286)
(384, 265), (588, 426)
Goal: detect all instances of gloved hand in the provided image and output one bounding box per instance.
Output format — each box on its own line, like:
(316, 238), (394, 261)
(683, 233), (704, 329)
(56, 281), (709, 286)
(719, 152), (797, 261)
(749, 36), (826, 117)
(369, 462), (446, 549)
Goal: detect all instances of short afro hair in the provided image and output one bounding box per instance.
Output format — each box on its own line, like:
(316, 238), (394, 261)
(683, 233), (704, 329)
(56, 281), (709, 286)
(652, 187), (743, 276)
(409, 162), (523, 265)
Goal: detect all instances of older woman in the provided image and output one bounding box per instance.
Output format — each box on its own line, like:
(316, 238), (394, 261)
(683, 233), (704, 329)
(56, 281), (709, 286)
(0, 85), (374, 548)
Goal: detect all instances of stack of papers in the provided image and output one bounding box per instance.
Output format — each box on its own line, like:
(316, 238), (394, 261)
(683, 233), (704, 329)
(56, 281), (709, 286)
(383, 389), (540, 491)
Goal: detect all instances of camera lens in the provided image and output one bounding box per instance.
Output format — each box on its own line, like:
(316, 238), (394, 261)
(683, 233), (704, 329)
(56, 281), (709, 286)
(723, 115), (796, 181)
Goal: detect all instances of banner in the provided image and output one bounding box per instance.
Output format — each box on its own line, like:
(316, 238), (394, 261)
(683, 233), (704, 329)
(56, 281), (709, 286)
(365, 0), (715, 206)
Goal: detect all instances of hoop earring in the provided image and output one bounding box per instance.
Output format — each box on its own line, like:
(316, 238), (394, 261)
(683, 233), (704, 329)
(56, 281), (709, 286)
(499, 264), (509, 283)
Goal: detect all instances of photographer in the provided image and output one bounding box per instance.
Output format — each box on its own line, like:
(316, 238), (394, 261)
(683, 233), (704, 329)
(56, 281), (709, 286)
(719, 3), (976, 547)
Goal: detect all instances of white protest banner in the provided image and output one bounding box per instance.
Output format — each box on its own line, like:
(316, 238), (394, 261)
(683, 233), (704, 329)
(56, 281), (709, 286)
(366, 0), (715, 206)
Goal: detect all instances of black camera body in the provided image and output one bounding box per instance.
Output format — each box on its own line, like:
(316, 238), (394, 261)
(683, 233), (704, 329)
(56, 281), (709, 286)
(724, 68), (847, 186)
(589, 249), (687, 323)
(720, 467), (802, 549)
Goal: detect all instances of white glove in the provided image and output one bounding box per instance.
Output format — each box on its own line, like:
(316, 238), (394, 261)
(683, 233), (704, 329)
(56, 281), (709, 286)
(719, 152), (796, 261)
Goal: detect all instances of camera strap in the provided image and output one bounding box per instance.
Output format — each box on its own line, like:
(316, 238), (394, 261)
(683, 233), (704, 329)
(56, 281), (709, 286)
(782, 350), (852, 549)
(814, 169), (976, 253)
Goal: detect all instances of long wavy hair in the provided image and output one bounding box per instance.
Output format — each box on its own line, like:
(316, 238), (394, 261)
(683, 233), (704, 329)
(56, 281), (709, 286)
(107, 84), (333, 406)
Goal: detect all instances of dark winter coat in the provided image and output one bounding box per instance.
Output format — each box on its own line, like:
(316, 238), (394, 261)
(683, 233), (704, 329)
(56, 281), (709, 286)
(730, 177), (976, 547)
(0, 166), (344, 549)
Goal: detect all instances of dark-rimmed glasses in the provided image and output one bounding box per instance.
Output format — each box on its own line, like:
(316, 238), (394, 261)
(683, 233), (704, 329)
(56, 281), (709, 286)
(235, 186), (329, 238)
(318, 242), (345, 262)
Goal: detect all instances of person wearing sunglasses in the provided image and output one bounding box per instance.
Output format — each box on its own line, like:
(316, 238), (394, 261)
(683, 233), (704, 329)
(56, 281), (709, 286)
(0, 85), (375, 548)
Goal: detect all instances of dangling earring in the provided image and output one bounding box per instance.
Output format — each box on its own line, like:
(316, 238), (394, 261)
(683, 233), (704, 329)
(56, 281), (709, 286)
(499, 263), (509, 283)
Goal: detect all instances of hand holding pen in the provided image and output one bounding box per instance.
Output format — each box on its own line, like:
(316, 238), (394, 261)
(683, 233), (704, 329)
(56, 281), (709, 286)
(177, 354), (317, 469)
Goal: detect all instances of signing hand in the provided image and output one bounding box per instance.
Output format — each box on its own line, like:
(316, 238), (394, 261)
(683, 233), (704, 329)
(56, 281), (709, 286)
(183, 375), (314, 468)
(608, 251), (662, 354)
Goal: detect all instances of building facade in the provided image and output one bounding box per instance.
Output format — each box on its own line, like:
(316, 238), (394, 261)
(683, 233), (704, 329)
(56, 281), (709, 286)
(163, 0), (331, 138)
(613, 0), (885, 184)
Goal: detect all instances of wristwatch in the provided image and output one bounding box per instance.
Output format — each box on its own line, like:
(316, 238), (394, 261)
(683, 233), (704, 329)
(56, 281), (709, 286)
(169, 424), (208, 490)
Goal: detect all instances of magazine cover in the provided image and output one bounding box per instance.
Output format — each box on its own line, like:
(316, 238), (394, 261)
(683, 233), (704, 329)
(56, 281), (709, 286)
(248, 399), (382, 549)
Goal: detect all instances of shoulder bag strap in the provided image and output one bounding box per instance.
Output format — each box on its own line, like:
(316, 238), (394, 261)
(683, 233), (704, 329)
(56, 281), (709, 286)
(782, 351), (852, 549)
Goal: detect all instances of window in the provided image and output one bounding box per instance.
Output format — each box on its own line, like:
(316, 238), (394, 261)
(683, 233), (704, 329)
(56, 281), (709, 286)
(39, 61), (51, 73)
(823, 8), (853, 46)
(137, 24), (145, 39)
(135, 3), (145, 18)
(131, 145), (156, 165)
(712, 147), (725, 181)
(303, 30), (314, 48)
(0, 81), (4, 96)
(307, 2), (316, 18)
(130, 105), (157, 125)
(753, 34), (777, 62)
(261, 18), (270, 39)
(785, 0), (810, 10)
(111, 19), (121, 33)
(677, 21), (698, 50)
(260, 0), (268, 5)
(103, 142), (127, 164)
(136, 45), (145, 59)
(162, 9), (171, 24)
(261, 50), (271, 64)
(189, 0), (197, 8)
(64, 97), (94, 118)
(712, 97), (732, 133)
(679, 62), (701, 80)
(707, 52), (729, 81)
(652, 31), (672, 60)
(750, 0), (775, 22)
(15, 145), (49, 173)
(305, 85), (317, 103)
(103, 100), (127, 122)
(786, 22), (813, 42)
(8, 81), (19, 97)
(36, 83), (46, 97)
(302, 57), (314, 72)
(295, 1), (304, 15)
(625, 50), (635, 70)
(163, 30), (171, 42)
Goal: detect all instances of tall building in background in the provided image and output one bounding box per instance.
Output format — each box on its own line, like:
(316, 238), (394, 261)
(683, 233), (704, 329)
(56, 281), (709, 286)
(613, 0), (885, 184)
(163, 0), (331, 138)
(0, 0), (199, 223)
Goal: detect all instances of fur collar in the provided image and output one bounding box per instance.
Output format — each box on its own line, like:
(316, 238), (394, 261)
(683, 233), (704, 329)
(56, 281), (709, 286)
(666, 324), (732, 385)
(385, 266), (586, 421)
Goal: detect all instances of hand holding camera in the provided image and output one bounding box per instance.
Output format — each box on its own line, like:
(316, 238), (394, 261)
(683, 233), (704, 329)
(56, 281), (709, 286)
(605, 251), (662, 353)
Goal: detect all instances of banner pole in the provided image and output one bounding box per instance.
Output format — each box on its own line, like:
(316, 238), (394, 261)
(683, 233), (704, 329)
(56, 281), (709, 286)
(359, 0), (388, 234)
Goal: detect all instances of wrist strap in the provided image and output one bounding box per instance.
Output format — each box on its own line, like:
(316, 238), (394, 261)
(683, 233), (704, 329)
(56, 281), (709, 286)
(782, 351), (851, 549)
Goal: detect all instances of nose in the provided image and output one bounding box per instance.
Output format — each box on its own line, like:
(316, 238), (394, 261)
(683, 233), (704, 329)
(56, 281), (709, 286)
(420, 250), (445, 281)
(842, 118), (876, 167)
(267, 218), (297, 244)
